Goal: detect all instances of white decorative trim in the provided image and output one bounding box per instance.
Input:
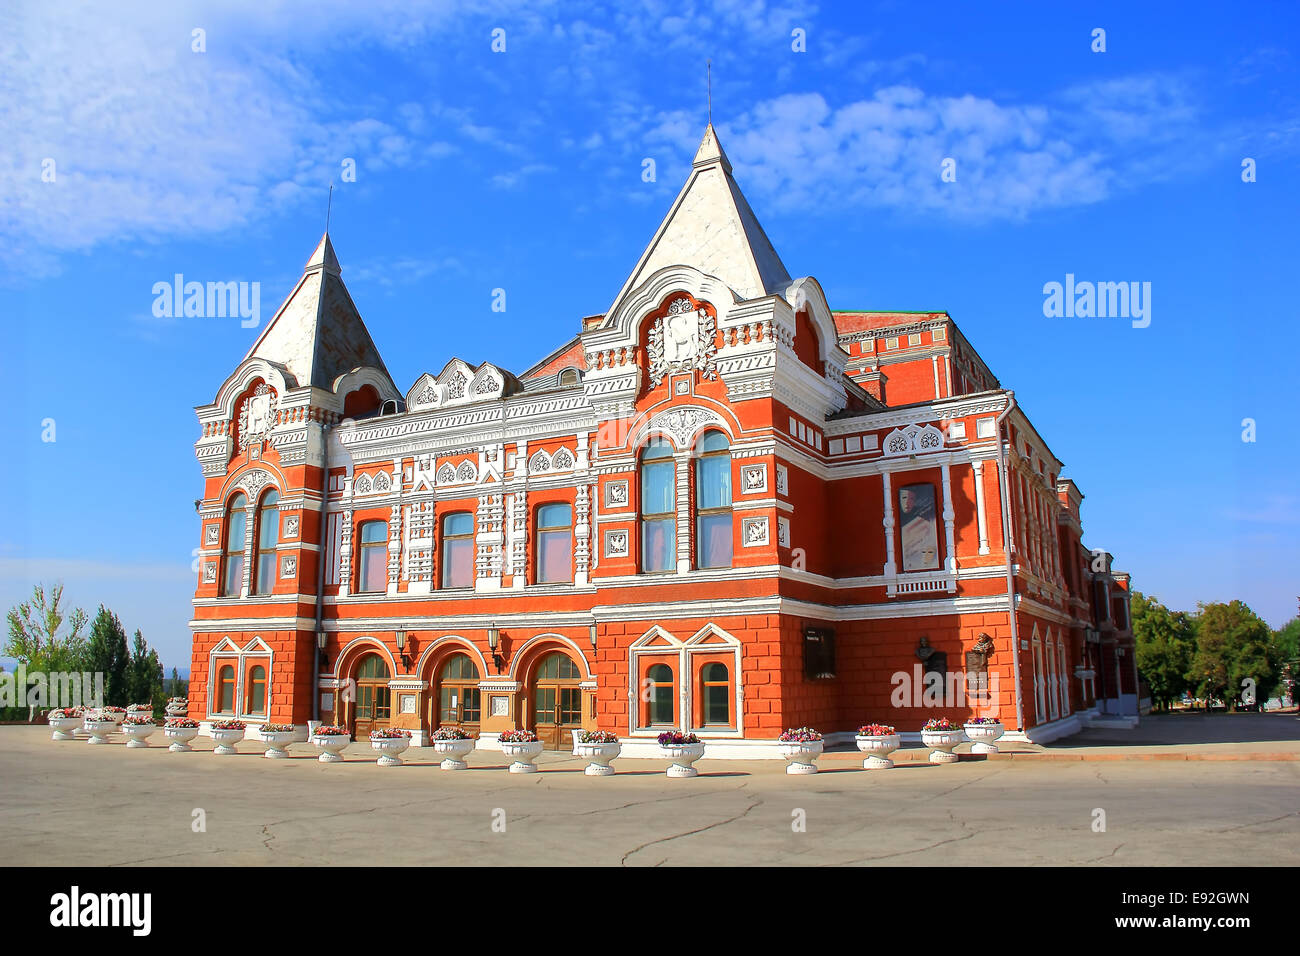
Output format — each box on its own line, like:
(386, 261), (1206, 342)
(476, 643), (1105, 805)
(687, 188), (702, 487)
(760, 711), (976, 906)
(741, 516), (769, 547)
(882, 423), (945, 457)
(775, 463), (789, 495)
(739, 463), (767, 494)
(604, 479), (629, 508)
(604, 528), (629, 558)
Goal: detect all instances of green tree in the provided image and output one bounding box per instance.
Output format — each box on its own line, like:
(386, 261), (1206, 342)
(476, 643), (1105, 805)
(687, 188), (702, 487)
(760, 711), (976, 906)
(1190, 601), (1279, 710)
(4, 584), (88, 673)
(1275, 616), (1300, 665)
(1131, 591), (1195, 711)
(126, 630), (165, 710)
(85, 606), (131, 707)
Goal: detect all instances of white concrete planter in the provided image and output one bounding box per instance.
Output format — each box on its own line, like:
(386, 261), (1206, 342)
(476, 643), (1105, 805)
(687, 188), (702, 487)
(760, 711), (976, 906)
(211, 728), (245, 755)
(127, 706), (153, 719)
(431, 738), (476, 770)
(963, 721), (1004, 754)
(776, 739), (824, 774)
(920, 729), (965, 764)
(501, 740), (545, 773)
(855, 733), (902, 769)
(311, 734), (350, 763)
(660, 742), (706, 777)
(48, 716), (82, 741)
(83, 719), (117, 745)
(102, 711), (127, 727)
(122, 722), (157, 748)
(574, 741), (622, 776)
(165, 703), (188, 718)
(164, 726), (200, 752)
(371, 736), (411, 767)
(259, 731), (296, 759)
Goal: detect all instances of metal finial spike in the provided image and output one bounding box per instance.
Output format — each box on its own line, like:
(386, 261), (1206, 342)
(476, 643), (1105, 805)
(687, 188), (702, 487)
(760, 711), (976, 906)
(707, 59), (712, 124)
(326, 182), (334, 234)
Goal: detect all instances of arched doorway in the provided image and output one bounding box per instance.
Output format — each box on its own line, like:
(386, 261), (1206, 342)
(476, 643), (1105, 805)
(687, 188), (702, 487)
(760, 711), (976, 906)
(433, 652), (481, 738)
(352, 653), (391, 739)
(530, 651), (582, 750)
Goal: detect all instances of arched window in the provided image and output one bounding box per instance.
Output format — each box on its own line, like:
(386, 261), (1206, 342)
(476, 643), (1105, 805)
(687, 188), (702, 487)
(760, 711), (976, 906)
(536, 652), (581, 680)
(536, 503), (573, 584)
(438, 653), (481, 726)
(221, 494), (247, 597)
(558, 368), (580, 386)
(253, 490), (279, 595)
(246, 664), (267, 715)
(694, 430), (732, 569)
(216, 664), (236, 713)
(647, 663), (674, 725)
(441, 512), (474, 588)
(640, 438), (675, 573)
(357, 520), (388, 593)
(701, 662), (730, 725)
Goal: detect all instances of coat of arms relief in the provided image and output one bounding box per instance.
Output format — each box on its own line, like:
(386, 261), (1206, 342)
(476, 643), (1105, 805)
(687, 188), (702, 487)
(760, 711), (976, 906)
(647, 296), (718, 387)
(237, 383), (278, 452)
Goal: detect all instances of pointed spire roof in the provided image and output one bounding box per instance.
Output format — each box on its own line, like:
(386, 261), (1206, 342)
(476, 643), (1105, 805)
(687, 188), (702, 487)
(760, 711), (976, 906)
(243, 233), (394, 393)
(605, 123), (790, 318)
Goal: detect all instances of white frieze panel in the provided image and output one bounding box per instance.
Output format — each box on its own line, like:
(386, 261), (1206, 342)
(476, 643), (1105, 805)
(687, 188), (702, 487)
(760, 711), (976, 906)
(777, 516), (790, 548)
(604, 528), (629, 558)
(604, 479), (629, 508)
(645, 405), (726, 449)
(280, 555), (297, 579)
(883, 424), (945, 457)
(741, 516), (770, 548)
(740, 463), (767, 494)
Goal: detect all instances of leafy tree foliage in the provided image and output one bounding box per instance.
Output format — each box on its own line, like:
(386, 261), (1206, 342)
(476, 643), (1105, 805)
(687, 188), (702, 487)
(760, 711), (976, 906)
(1131, 591), (1195, 711)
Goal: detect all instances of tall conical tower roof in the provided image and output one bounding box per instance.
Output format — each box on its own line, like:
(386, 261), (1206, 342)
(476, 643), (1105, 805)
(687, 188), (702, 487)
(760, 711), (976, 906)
(605, 123), (791, 318)
(243, 233), (393, 393)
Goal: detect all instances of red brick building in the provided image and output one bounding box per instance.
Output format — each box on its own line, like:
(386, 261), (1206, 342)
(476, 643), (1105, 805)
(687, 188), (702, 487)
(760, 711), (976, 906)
(189, 125), (1136, 754)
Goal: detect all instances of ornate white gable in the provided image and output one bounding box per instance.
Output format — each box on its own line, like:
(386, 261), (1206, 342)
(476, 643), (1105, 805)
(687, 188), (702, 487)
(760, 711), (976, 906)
(882, 424), (946, 457)
(405, 361), (508, 411)
(237, 383), (278, 451)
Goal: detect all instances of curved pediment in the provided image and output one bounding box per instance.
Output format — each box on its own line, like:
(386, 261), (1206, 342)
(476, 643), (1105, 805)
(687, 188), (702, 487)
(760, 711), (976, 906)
(406, 360), (518, 411)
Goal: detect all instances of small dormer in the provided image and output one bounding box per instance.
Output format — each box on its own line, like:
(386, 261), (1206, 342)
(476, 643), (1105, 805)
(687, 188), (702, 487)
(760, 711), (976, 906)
(406, 359), (520, 411)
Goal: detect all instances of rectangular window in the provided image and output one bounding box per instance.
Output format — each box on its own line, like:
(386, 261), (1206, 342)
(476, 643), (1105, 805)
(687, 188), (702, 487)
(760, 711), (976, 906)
(908, 332), (921, 346)
(441, 513), (474, 588)
(641, 457), (676, 573)
(538, 530), (573, 583)
(885, 336), (899, 350)
(898, 484), (940, 572)
(697, 513), (733, 568)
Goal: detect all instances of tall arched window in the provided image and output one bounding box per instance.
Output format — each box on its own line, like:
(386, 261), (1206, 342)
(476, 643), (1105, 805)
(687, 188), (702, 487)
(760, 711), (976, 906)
(222, 494), (247, 597)
(647, 662), (674, 725)
(246, 664), (267, 715)
(441, 512), (474, 588)
(701, 662), (730, 726)
(437, 654), (481, 727)
(253, 490), (279, 595)
(357, 520), (388, 593)
(640, 438), (675, 573)
(216, 664), (236, 713)
(694, 430), (732, 569)
(536, 503), (573, 584)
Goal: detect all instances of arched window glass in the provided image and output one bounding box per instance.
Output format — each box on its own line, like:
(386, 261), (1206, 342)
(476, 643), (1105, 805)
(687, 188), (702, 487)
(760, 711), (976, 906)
(247, 664), (267, 715)
(536, 652), (581, 680)
(694, 430), (732, 569)
(438, 653), (481, 724)
(358, 520), (388, 592)
(701, 662), (730, 725)
(441, 512), (474, 588)
(647, 662), (674, 724)
(253, 490), (279, 595)
(536, 503), (573, 584)
(222, 494), (247, 597)
(217, 664), (236, 713)
(640, 439), (675, 573)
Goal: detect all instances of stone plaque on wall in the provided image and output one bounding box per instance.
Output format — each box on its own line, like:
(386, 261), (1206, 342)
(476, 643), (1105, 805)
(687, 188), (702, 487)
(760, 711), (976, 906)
(490, 695), (509, 717)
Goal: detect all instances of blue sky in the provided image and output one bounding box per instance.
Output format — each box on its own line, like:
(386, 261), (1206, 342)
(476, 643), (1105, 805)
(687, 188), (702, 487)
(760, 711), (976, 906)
(2, 0), (1297, 672)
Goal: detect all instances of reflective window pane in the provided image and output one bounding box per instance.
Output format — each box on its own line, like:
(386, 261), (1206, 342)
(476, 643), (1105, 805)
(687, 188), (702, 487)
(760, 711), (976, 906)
(697, 513), (733, 569)
(696, 455), (731, 510)
(442, 538), (473, 588)
(538, 529), (573, 583)
(641, 460), (675, 515)
(641, 518), (675, 572)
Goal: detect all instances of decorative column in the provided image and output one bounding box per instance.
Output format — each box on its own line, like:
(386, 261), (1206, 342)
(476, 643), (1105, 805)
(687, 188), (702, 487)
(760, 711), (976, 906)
(940, 462), (957, 580)
(881, 470), (896, 577)
(574, 483), (591, 586)
(387, 503), (402, 596)
(240, 497), (255, 598)
(675, 452), (690, 574)
(338, 509), (353, 596)
(972, 459), (990, 555)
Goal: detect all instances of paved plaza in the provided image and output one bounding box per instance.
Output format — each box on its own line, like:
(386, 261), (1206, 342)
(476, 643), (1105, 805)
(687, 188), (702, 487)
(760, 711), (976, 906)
(3, 713), (1297, 866)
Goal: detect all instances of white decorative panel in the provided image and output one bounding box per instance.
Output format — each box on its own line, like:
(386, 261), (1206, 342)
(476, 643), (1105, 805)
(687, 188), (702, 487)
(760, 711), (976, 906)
(604, 480), (629, 508)
(775, 464), (789, 496)
(777, 516), (790, 548)
(976, 417), (996, 439)
(741, 516), (769, 547)
(604, 529), (630, 558)
(740, 464), (767, 494)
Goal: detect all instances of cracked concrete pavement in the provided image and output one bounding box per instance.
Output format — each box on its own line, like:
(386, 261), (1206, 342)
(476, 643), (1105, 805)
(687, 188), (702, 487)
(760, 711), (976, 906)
(3, 727), (1298, 866)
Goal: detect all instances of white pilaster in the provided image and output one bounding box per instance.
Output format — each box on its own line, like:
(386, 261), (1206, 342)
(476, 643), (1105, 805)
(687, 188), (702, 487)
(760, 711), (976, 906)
(881, 470), (896, 577)
(972, 459), (990, 555)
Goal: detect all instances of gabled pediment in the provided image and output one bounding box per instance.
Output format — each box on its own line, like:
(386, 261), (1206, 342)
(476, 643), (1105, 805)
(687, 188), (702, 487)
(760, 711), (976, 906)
(406, 360), (517, 411)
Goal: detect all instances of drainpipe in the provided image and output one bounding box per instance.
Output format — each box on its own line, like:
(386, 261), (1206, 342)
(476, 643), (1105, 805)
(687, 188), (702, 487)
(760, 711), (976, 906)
(312, 418), (332, 724)
(993, 391), (1023, 732)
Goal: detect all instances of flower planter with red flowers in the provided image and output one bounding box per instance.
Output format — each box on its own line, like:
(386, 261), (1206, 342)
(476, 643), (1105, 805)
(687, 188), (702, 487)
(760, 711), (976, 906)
(258, 723), (297, 759)
(776, 727), (824, 774)
(210, 719), (247, 755)
(369, 729), (412, 766)
(854, 723), (901, 769)
(574, 729), (621, 776)
(163, 717), (201, 752)
(499, 729), (544, 773)
(165, 697), (189, 718)
(920, 718), (965, 764)
(121, 715), (158, 748)
(963, 716), (1004, 754)
(657, 731), (705, 778)
(310, 725), (350, 763)
(83, 710), (119, 745)
(100, 706), (127, 726)
(430, 727), (477, 770)
(48, 707), (85, 741)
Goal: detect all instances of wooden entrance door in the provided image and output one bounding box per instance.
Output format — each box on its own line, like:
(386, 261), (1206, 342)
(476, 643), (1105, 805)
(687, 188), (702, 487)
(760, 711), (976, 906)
(434, 653), (482, 738)
(352, 653), (391, 739)
(531, 652), (583, 750)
